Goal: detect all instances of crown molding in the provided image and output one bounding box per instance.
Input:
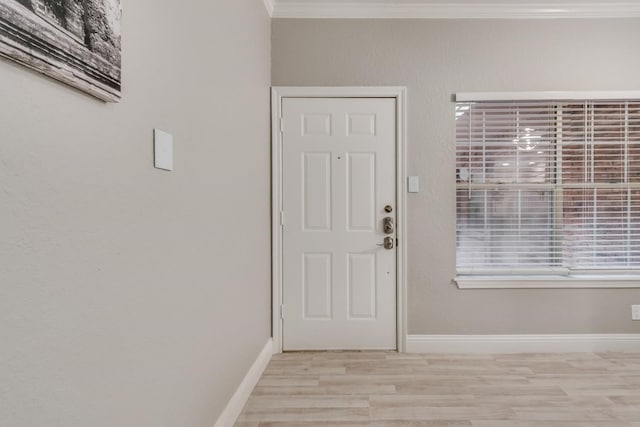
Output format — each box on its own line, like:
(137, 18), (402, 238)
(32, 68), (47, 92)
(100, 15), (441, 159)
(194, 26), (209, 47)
(263, 0), (275, 16)
(271, 2), (640, 19)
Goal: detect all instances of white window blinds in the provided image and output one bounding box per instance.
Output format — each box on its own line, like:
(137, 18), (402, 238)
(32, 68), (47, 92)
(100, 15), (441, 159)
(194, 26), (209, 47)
(456, 100), (640, 275)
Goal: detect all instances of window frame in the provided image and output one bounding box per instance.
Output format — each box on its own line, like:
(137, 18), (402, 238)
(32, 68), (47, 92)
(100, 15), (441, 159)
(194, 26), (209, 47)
(454, 92), (640, 289)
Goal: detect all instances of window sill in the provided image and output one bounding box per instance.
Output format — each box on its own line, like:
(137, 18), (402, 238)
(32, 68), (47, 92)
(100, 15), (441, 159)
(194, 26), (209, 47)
(454, 275), (640, 289)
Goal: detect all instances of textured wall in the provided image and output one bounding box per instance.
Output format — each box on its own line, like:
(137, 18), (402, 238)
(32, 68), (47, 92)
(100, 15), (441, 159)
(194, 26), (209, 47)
(272, 18), (640, 335)
(0, 1), (270, 426)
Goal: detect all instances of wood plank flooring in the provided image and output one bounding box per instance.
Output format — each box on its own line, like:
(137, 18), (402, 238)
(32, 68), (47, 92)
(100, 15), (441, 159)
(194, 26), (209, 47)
(235, 351), (640, 427)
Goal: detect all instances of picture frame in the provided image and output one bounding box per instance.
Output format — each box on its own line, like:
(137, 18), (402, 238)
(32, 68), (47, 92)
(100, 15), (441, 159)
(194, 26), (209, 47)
(0, 0), (121, 102)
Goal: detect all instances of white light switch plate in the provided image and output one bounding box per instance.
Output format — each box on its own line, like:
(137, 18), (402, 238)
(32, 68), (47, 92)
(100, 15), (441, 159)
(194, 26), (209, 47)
(633, 305), (640, 320)
(408, 176), (419, 193)
(154, 129), (173, 171)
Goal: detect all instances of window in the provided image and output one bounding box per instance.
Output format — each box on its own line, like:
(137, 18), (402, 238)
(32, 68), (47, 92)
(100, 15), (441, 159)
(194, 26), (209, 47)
(455, 96), (640, 287)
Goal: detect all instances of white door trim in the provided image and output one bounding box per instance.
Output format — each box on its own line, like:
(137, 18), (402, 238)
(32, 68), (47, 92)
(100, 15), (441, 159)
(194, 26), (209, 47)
(271, 86), (408, 353)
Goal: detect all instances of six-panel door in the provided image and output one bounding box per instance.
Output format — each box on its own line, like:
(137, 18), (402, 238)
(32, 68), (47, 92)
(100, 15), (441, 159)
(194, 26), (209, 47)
(282, 97), (397, 350)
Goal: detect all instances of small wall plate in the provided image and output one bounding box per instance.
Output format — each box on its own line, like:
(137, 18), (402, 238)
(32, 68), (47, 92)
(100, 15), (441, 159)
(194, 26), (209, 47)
(154, 129), (173, 171)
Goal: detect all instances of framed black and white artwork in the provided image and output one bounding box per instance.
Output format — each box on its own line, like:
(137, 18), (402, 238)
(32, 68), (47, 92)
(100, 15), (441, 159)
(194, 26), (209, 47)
(0, 0), (121, 102)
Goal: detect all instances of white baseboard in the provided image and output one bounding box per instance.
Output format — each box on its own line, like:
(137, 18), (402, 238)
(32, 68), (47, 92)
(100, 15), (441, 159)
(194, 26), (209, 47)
(407, 334), (640, 354)
(213, 338), (272, 427)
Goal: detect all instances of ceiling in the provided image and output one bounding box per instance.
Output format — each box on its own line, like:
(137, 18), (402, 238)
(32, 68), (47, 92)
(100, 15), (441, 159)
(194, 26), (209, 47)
(264, 0), (640, 19)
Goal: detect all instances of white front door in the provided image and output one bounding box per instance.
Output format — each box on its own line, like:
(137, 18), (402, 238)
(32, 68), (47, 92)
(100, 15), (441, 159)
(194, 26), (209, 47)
(281, 97), (397, 350)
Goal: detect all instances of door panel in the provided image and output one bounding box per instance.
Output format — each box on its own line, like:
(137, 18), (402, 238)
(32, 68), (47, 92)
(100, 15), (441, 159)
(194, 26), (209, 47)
(347, 152), (376, 231)
(303, 253), (332, 319)
(282, 97), (396, 350)
(348, 253), (377, 319)
(303, 153), (332, 231)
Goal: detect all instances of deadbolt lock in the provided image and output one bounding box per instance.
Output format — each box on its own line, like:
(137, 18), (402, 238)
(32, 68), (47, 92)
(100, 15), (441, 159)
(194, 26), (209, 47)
(384, 205), (393, 213)
(383, 217), (395, 234)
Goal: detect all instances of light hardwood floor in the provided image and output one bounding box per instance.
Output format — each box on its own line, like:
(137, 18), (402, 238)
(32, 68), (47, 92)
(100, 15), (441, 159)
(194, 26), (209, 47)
(235, 351), (640, 427)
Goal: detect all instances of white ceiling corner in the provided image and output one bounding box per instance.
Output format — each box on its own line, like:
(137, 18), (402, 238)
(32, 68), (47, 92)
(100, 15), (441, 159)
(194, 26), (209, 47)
(263, 0), (276, 16)
(268, 1), (640, 19)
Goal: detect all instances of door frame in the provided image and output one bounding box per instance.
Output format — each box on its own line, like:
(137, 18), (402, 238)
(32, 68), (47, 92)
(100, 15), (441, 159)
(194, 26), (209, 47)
(271, 86), (408, 354)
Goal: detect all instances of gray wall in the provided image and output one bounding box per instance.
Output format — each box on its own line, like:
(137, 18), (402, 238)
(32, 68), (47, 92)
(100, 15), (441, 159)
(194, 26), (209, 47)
(272, 18), (640, 334)
(0, 1), (270, 426)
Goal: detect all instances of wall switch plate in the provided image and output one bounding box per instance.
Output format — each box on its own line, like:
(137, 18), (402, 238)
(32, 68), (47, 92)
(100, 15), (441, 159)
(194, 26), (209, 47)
(154, 129), (173, 171)
(408, 176), (419, 193)
(632, 305), (640, 321)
